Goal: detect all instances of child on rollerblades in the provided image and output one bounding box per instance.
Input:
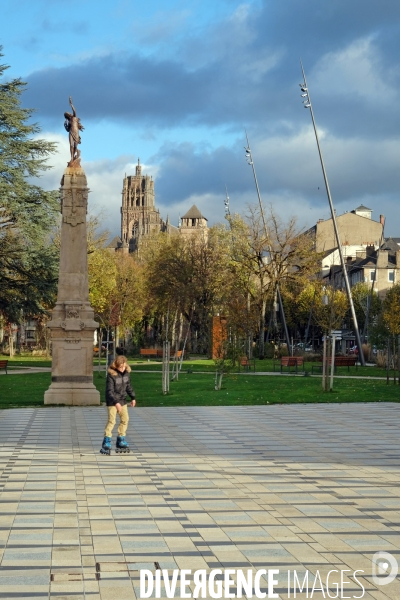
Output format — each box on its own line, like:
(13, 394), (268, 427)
(100, 355), (136, 455)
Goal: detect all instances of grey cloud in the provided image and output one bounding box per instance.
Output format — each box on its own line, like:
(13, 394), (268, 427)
(150, 132), (400, 229)
(151, 142), (250, 203)
(23, 0), (400, 139)
(20, 0), (400, 241)
(25, 54), (214, 126)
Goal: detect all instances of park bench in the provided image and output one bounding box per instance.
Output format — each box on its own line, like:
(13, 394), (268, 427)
(238, 356), (256, 372)
(140, 348), (162, 359)
(140, 349), (184, 360)
(335, 356), (358, 371)
(274, 356), (304, 373)
(0, 360), (8, 374)
(311, 355), (358, 374)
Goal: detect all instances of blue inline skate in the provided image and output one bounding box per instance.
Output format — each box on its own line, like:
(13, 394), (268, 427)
(116, 436), (130, 453)
(100, 436), (111, 455)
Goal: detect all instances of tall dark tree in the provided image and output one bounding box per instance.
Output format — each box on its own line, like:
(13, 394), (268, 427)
(0, 48), (59, 322)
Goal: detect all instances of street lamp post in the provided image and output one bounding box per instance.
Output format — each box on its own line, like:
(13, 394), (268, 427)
(244, 134), (291, 353)
(224, 185), (231, 216)
(299, 61), (365, 366)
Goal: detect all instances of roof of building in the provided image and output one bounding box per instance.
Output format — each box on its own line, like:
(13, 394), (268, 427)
(348, 250), (396, 271)
(107, 236), (122, 249)
(181, 204), (208, 220)
(354, 204), (372, 212)
(383, 237), (400, 250)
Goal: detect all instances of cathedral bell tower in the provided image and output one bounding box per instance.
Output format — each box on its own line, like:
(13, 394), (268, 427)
(121, 158), (164, 252)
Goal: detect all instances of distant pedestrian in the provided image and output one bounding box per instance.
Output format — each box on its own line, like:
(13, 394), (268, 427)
(100, 355), (136, 455)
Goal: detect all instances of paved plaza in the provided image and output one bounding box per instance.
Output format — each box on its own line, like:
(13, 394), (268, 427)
(0, 403), (399, 599)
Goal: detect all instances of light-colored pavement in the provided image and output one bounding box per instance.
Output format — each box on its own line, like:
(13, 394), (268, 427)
(0, 403), (399, 599)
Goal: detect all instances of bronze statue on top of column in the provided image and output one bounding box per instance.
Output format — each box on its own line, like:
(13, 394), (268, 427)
(64, 96), (84, 167)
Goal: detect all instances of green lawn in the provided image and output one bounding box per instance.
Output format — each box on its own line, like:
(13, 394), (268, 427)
(96, 357), (397, 379)
(2, 353), (399, 380)
(1, 369), (399, 409)
(1, 355), (52, 368)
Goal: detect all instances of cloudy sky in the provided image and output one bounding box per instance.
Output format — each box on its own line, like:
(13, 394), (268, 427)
(3, 0), (400, 238)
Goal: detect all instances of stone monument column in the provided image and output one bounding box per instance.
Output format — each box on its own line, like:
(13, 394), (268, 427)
(44, 98), (100, 405)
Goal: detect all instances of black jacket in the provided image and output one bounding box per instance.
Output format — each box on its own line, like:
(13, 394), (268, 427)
(105, 367), (135, 407)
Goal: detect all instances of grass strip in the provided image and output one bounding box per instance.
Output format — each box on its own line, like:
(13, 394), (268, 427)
(2, 354), (395, 379)
(0, 371), (399, 409)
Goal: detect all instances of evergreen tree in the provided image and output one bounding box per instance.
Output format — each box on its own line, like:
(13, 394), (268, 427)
(0, 48), (59, 323)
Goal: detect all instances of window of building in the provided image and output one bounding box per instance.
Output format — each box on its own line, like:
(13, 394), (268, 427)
(370, 270), (377, 282)
(388, 270), (395, 282)
(192, 219), (196, 227)
(26, 331), (35, 339)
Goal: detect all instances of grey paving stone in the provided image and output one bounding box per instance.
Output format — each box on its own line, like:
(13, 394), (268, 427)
(0, 404), (399, 598)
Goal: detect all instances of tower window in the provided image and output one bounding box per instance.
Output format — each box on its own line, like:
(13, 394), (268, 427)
(389, 270), (394, 282)
(192, 218), (196, 227)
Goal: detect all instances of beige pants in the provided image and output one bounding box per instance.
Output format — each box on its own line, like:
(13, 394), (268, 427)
(104, 404), (129, 437)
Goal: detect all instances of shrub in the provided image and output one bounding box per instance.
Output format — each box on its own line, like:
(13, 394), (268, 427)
(362, 344), (370, 362)
(304, 353), (323, 362)
(377, 351), (387, 369)
(264, 343), (275, 359)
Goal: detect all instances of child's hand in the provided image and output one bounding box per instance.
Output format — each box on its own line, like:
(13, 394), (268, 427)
(130, 400), (136, 407)
(115, 402), (122, 413)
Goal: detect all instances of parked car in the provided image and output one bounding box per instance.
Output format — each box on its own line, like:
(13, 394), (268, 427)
(292, 343), (312, 353)
(348, 345), (358, 355)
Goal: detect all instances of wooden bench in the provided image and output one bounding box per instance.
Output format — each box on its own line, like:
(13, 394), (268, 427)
(238, 356), (256, 372)
(335, 356), (358, 371)
(311, 355), (358, 374)
(274, 356), (304, 373)
(0, 360), (8, 374)
(140, 349), (184, 360)
(140, 349), (161, 359)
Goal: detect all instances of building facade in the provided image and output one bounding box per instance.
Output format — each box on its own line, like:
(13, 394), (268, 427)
(307, 205), (384, 254)
(325, 240), (400, 299)
(119, 159), (178, 252)
(109, 160), (208, 253)
(179, 205), (208, 242)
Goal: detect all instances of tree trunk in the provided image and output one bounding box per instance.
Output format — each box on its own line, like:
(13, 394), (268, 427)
(322, 335), (327, 391)
(215, 371), (223, 390)
(258, 298), (266, 358)
(9, 326), (14, 358)
(178, 312), (183, 347)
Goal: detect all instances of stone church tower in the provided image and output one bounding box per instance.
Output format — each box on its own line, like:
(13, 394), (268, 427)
(180, 205), (208, 241)
(121, 159), (172, 252)
(113, 160), (208, 253)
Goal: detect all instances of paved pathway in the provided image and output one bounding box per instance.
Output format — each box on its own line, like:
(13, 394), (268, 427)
(0, 404), (400, 599)
(0, 367), (391, 380)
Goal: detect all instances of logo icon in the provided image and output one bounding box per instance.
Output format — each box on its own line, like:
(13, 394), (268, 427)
(372, 552), (398, 586)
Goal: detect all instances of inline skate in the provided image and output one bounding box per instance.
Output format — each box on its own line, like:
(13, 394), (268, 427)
(116, 436), (130, 453)
(100, 436), (111, 455)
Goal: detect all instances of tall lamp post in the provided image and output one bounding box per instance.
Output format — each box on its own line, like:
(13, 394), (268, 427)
(224, 185), (231, 216)
(244, 133), (291, 352)
(299, 61), (365, 366)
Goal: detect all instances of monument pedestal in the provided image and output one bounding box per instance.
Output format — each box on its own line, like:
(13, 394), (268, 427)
(44, 166), (100, 406)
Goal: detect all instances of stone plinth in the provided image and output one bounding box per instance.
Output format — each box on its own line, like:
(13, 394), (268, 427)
(44, 167), (100, 406)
